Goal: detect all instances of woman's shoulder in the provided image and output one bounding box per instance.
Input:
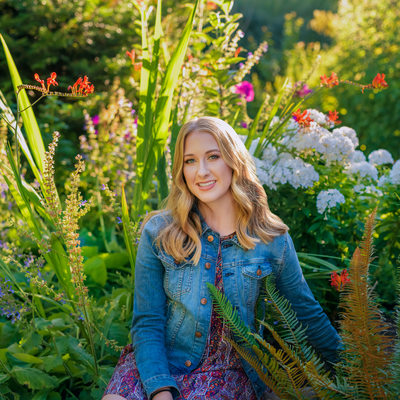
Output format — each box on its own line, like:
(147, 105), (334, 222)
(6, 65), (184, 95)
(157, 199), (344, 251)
(141, 210), (173, 233)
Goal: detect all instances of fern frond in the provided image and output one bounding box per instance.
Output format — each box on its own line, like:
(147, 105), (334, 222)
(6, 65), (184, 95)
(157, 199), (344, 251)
(227, 338), (287, 399)
(264, 275), (312, 360)
(339, 208), (394, 399)
(207, 283), (257, 346)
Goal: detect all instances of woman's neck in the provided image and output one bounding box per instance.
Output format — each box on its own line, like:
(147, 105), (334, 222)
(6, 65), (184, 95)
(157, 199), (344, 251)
(198, 199), (237, 236)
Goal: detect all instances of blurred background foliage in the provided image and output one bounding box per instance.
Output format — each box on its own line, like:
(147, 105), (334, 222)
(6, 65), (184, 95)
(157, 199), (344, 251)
(1, 0), (399, 157)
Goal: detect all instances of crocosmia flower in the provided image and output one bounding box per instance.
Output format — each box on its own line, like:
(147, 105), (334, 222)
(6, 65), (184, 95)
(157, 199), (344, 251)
(328, 110), (341, 125)
(372, 73), (388, 90)
(292, 109), (313, 128)
(46, 72), (58, 90)
(235, 81), (254, 102)
(320, 72), (339, 88)
(34, 73), (46, 90)
(330, 269), (350, 291)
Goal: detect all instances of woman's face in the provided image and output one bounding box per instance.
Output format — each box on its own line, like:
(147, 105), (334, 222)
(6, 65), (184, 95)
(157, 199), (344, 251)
(183, 130), (233, 209)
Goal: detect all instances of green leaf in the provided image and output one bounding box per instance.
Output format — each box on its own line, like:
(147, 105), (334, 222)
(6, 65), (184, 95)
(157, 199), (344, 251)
(0, 373), (10, 384)
(83, 255), (107, 286)
(0, 34), (45, 173)
(121, 186), (136, 282)
(12, 353), (43, 364)
(11, 366), (58, 390)
(82, 246), (99, 259)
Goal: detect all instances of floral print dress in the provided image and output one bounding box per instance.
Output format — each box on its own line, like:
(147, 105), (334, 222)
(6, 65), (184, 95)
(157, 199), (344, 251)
(103, 234), (258, 400)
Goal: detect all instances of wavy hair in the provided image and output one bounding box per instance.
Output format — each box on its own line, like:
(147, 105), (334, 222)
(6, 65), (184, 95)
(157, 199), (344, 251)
(145, 116), (288, 264)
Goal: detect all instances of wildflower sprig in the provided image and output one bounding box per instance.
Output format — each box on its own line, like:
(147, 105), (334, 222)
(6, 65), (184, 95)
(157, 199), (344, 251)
(330, 269), (351, 291)
(17, 73), (94, 98)
(320, 72), (388, 93)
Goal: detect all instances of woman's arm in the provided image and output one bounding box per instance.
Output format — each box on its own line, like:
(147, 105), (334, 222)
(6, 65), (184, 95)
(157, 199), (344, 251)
(131, 217), (180, 398)
(275, 232), (342, 363)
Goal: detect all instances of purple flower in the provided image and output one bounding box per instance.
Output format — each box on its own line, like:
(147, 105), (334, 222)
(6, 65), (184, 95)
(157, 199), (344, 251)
(294, 83), (313, 98)
(101, 184), (106, 190)
(79, 200), (88, 207)
(117, 217), (122, 224)
(235, 81), (254, 102)
(91, 115), (100, 125)
(240, 122), (248, 128)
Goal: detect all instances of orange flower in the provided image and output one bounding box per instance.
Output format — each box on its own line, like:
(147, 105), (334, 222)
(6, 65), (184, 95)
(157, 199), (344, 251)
(320, 72), (339, 88)
(46, 72), (58, 91)
(292, 109), (313, 128)
(234, 47), (242, 57)
(68, 76), (94, 96)
(34, 73), (46, 91)
(206, 1), (218, 10)
(328, 110), (341, 125)
(330, 269), (350, 291)
(126, 49), (135, 64)
(372, 73), (388, 89)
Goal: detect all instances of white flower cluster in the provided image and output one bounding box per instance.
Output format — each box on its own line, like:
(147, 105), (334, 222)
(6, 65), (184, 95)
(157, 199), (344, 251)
(250, 107), (398, 215)
(389, 160), (400, 184)
(254, 150), (319, 190)
(345, 161), (378, 181)
(368, 149), (394, 165)
(284, 121), (357, 164)
(316, 189), (345, 214)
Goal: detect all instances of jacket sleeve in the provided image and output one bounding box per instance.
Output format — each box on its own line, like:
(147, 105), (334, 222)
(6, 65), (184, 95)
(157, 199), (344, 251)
(274, 232), (343, 364)
(131, 217), (180, 398)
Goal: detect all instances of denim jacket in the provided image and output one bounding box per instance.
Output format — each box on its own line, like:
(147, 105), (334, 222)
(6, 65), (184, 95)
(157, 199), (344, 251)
(131, 211), (341, 399)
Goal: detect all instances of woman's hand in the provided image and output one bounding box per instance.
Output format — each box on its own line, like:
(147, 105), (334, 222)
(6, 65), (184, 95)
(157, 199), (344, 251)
(152, 390), (173, 400)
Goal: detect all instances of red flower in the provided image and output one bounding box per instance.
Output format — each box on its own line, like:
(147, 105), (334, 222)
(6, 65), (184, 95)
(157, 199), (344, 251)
(126, 49), (135, 64)
(327, 110), (341, 125)
(234, 47), (242, 58)
(372, 73), (388, 90)
(330, 269), (350, 291)
(34, 73), (46, 91)
(46, 72), (58, 91)
(68, 76), (94, 96)
(320, 72), (339, 88)
(292, 109), (313, 128)
(206, 1), (218, 10)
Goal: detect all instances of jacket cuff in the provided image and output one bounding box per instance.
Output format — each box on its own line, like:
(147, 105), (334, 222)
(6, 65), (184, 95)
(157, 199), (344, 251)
(144, 374), (180, 399)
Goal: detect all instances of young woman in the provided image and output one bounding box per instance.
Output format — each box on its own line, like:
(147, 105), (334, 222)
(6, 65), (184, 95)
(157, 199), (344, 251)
(103, 117), (342, 400)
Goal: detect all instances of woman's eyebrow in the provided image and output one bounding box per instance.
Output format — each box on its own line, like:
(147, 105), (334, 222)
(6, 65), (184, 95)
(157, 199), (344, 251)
(184, 149), (220, 157)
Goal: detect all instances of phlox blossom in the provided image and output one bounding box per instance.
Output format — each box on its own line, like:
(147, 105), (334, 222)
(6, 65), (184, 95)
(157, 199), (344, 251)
(389, 160), (400, 184)
(368, 149), (393, 165)
(316, 189), (345, 214)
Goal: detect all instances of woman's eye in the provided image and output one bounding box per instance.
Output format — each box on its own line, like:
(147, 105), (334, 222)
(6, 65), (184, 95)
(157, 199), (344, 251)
(184, 158), (195, 164)
(209, 154), (219, 160)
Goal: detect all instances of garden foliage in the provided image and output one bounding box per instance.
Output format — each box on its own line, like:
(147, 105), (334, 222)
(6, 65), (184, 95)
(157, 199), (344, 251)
(0, 0), (398, 398)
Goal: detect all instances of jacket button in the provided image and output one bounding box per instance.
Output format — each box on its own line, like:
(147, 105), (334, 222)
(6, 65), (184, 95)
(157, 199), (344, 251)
(205, 262), (211, 269)
(200, 298), (207, 305)
(185, 360), (192, 367)
(257, 268), (262, 276)
(195, 331), (202, 338)
(207, 235), (214, 242)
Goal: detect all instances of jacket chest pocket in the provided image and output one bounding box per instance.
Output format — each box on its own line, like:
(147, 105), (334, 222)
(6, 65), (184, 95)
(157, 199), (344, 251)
(159, 253), (193, 300)
(241, 262), (272, 306)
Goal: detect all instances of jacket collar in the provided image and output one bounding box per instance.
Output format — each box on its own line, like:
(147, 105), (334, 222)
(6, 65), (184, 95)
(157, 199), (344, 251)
(191, 203), (243, 248)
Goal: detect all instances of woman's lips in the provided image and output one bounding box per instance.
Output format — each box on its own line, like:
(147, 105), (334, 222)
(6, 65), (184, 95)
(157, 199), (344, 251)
(197, 180), (216, 190)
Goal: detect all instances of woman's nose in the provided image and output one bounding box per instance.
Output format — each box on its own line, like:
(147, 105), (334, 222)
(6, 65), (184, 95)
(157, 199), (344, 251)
(197, 160), (209, 176)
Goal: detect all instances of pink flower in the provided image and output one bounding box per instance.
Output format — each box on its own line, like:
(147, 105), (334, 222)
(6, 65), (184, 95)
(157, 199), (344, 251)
(294, 83), (313, 98)
(91, 115), (99, 125)
(235, 81), (254, 102)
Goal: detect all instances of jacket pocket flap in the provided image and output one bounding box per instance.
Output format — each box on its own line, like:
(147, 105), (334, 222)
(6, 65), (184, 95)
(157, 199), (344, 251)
(242, 262), (272, 279)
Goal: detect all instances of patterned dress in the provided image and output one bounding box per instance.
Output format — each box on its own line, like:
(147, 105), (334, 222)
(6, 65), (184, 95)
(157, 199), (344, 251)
(103, 234), (258, 400)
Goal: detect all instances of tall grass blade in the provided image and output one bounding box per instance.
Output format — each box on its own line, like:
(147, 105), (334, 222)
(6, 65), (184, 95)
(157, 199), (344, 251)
(0, 34), (45, 173)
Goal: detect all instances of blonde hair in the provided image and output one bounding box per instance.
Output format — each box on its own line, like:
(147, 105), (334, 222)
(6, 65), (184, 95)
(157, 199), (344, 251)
(144, 116), (288, 264)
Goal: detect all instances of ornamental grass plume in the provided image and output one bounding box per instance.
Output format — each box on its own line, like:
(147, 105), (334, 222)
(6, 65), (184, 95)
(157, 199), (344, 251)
(42, 131), (62, 230)
(62, 154), (92, 303)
